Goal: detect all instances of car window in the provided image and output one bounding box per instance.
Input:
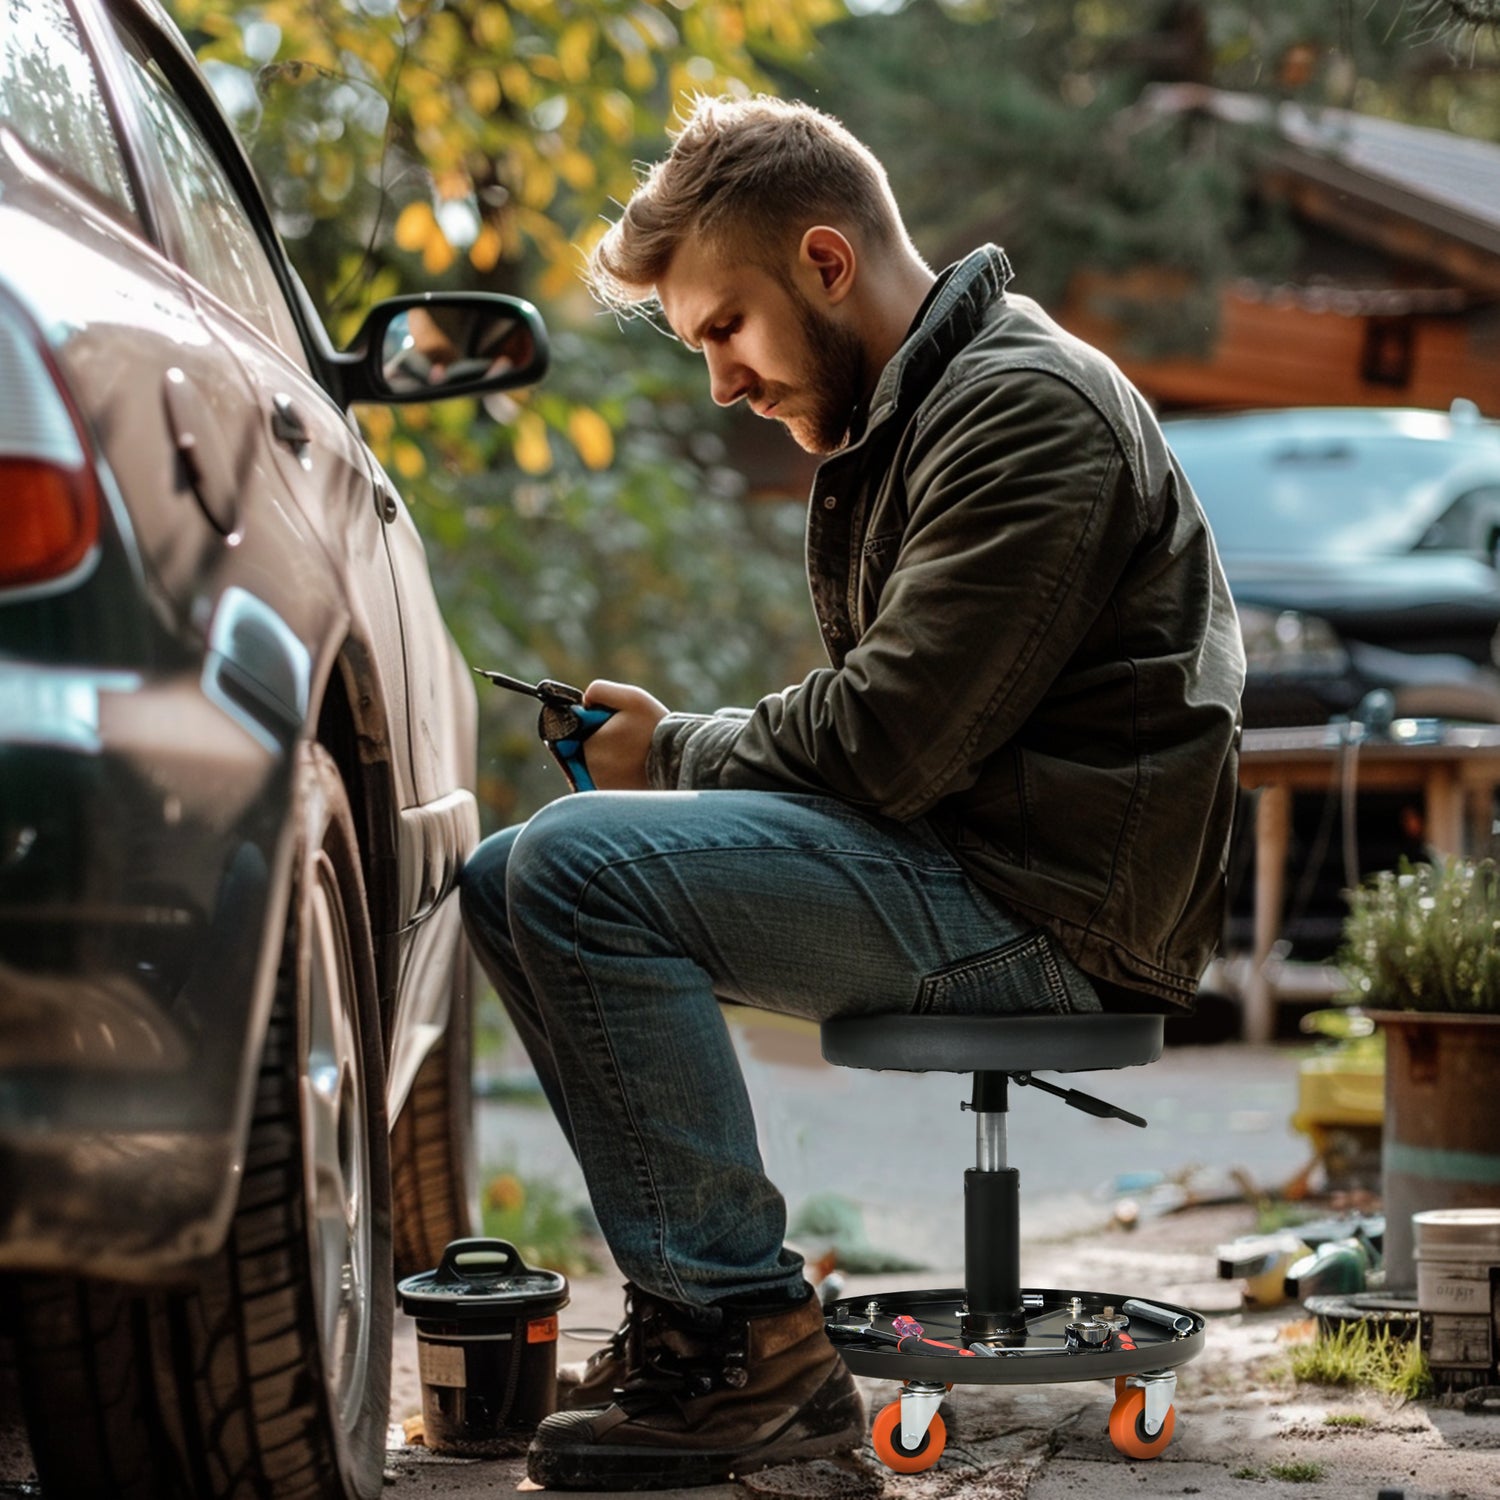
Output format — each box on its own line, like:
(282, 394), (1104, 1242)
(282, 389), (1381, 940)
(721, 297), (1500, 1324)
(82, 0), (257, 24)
(0, 0), (139, 223)
(109, 22), (308, 365)
(1171, 424), (1500, 558)
(1418, 486), (1500, 556)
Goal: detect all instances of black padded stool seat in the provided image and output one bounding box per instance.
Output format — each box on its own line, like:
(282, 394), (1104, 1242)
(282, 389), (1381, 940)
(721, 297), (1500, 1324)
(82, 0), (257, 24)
(820, 1012), (1164, 1074)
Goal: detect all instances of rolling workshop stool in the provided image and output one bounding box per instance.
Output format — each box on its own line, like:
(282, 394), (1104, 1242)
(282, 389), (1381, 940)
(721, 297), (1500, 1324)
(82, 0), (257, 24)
(819, 1012), (1205, 1472)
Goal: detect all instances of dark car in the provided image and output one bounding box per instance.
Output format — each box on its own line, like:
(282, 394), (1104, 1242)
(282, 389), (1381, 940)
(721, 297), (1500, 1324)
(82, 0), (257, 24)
(1166, 403), (1500, 730)
(0, 0), (547, 1495)
(1167, 404), (1500, 961)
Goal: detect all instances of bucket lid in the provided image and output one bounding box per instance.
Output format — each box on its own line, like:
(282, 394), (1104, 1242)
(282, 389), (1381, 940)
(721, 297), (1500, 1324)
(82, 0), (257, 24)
(1412, 1208), (1500, 1258)
(398, 1237), (569, 1321)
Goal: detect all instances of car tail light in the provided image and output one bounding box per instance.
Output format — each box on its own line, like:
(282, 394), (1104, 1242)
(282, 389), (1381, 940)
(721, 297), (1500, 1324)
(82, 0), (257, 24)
(0, 311), (101, 590)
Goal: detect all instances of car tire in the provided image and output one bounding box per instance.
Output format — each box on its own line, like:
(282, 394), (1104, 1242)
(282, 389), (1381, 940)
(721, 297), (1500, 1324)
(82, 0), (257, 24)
(8, 743), (392, 1500)
(391, 943), (480, 1281)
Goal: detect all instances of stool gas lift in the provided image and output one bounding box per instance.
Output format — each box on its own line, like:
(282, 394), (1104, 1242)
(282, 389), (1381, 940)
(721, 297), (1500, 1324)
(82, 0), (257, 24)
(818, 1013), (1205, 1471)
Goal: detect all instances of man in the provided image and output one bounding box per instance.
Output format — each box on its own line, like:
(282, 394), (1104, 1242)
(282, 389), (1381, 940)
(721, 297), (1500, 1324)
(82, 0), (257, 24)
(460, 94), (1243, 1490)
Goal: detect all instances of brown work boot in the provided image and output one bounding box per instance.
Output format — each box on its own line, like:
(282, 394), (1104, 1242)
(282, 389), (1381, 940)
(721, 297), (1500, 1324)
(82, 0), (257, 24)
(527, 1286), (865, 1490)
(555, 1288), (634, 1410)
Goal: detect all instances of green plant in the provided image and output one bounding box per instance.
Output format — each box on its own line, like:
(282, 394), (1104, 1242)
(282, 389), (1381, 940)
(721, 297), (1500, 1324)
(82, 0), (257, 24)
(480, 1169), (600, 1277)
(1322, 1412), (1370, 1428)
(1339, 857), (1500, 1014)
(1267, 1460), (1325, 1482)
(1231, 1466), (1261, 1480)
(1290, 1321), (1433, 1399)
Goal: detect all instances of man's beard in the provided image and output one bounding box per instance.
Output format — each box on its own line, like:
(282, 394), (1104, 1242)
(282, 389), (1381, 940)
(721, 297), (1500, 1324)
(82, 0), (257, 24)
(759, 289), (867, 456)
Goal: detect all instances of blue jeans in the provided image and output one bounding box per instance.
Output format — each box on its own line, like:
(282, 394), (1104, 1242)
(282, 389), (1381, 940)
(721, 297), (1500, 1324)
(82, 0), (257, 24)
(459, 789), (1100, 1309)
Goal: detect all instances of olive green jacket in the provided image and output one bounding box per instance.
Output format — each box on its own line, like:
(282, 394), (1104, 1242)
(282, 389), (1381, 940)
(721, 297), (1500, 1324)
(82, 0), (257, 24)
(648, 246), (1245, 1007)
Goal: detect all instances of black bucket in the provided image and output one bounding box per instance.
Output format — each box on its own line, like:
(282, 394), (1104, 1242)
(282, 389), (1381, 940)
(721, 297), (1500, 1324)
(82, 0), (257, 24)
(398, 1237), (570, 1456)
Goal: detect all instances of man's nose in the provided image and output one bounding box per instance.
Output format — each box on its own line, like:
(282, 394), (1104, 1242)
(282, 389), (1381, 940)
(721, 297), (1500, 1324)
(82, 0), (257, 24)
(705, 347), (751, 408)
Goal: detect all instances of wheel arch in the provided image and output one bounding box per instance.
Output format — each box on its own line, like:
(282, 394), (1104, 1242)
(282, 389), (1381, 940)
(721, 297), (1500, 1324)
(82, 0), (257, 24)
(312, 641), (403, 1050)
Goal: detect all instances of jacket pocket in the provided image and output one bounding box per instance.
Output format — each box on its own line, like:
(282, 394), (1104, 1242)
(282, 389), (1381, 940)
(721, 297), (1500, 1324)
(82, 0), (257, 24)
(915, 931), (1092, 1017)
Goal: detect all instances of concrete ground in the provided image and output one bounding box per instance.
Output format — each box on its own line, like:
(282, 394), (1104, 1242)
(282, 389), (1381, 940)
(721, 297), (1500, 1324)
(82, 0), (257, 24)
(5, 1029), (1496, 1497)
(383, 1200), (1500, 1499)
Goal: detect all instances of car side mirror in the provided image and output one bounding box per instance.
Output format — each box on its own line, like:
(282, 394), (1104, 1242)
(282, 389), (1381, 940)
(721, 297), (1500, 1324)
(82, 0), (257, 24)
(336, 292), (549, 406)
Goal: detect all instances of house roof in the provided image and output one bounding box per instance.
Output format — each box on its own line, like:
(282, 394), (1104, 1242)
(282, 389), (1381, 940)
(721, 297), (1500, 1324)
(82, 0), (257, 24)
(1139, 83), (1500, 265)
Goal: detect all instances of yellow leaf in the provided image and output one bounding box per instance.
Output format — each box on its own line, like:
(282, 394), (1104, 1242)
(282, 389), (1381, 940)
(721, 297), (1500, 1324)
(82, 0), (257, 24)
(556, 148), (595, 191)
(469, 223), (503, 272)
(475, 3), (512, 48)
(513, 412), (553, 475)
(466, 69), (501, 115)
(623, 50), (655, 93)
(500, 63), (535, 107)
(358, 405), (395, 446)
(518, 160), (557, 210)
(411, 91), (449, 131)
(393, 200), (436, 252)
(557, 19), (595, 84)
(391, 438), (424, 478)
(568, 407), (614, 470)
(596, 91), (634, 145)
(436, 169), (470, 200)
(422, 233), (456, 275)
(537, 258), (579, 302)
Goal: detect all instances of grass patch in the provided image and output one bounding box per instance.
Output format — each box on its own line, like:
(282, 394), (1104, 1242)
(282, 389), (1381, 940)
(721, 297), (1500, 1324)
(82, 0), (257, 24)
(1290, 1321), (1433, 1400)
(1267, 1460), (1325, 1482)
(1322, 1412), (1371, 1428)
(1231, 1466), (1261, 1480)
(480, 1169), (600, 1276)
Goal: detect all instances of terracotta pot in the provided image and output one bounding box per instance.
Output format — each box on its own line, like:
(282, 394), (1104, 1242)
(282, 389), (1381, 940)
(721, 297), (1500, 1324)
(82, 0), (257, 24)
(1367, 1011), (1500, 1292)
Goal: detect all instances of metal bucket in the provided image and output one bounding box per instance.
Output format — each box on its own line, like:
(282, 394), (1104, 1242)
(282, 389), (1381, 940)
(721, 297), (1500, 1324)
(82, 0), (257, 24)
(398, 1237), (569, 1456)
(1414, 1208), (1500, 1392)
(1368, 1012), (1500, 1291)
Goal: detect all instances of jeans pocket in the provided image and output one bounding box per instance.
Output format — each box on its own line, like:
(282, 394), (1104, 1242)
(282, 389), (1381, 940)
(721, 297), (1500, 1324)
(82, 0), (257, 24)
(914, 932), (1097, 1017)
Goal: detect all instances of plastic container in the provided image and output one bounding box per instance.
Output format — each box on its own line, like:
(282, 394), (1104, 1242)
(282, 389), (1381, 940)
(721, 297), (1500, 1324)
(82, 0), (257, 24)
(1414, 1208), (1500, 1392)
(398, 1237), (570, 1455)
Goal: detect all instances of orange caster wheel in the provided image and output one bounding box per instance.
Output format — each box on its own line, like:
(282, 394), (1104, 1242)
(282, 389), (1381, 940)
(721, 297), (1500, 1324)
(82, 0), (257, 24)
(1108, 1386), (1175, 1459)
(871, 1401), (947, 1473)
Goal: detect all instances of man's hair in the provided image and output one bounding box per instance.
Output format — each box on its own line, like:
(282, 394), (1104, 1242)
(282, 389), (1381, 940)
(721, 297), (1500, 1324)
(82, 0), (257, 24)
(585, 95), (909, 314)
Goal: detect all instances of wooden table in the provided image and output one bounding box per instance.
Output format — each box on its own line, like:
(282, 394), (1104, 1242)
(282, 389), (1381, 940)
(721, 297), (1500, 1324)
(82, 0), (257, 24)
(1235, 723), (1500, 1044)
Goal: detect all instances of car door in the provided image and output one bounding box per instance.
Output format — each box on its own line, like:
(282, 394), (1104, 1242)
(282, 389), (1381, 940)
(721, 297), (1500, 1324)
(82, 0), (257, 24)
(95, 0), (476, 1092)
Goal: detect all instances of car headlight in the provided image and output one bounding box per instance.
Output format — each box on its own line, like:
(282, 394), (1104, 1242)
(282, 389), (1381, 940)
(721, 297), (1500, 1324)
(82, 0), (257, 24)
(1237, 605), (1351, 676)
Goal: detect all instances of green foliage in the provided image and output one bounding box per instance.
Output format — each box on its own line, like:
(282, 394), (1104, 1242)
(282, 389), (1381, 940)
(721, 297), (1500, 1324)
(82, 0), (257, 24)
(166, 0), (833, 828)
(1339, 858), (1500, 1013)
(1266, 1460), (1326, 1482)
(170, 0), (838, 312)
(1322, 1411), (1371, 1427)
(480, 1168), (599, 1277)
(791, 0), (1500, 355)
(410, 319), (819, 824)
(1290, 1320), (1433, 1399)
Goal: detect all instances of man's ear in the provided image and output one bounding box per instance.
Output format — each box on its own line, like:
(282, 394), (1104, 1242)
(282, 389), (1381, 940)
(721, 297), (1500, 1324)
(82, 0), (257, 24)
(798, 226), (856, 305)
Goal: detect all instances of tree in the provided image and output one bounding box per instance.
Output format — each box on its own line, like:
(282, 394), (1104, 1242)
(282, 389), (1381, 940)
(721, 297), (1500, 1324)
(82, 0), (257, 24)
(168, 0), (838, 821)
(792, 0), (1499, 349)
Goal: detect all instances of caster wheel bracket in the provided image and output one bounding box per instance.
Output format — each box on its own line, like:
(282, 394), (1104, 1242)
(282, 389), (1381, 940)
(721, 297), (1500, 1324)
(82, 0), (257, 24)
(1121, 1368), (1175, 1436)
(900, 1380), (946, 1450)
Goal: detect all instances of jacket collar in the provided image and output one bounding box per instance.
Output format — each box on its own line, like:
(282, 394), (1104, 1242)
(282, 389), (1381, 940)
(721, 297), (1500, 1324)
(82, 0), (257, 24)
(862, 244), (1013, 438)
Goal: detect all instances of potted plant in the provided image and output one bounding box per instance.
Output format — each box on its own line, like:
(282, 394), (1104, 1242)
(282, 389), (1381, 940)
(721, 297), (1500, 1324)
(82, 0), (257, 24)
(1338, 856), (1500, 1290)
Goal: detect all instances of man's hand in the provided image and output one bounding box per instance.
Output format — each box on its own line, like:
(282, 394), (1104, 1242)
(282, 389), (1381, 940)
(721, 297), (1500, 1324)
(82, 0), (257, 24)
(581, 680), (669, 790)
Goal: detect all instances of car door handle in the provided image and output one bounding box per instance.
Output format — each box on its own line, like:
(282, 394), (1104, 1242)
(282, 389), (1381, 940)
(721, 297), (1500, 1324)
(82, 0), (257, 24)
(270, 393), (311, 450)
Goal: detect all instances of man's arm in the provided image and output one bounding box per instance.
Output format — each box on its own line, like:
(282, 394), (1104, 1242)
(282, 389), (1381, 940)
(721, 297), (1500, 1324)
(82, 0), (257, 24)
(651, 370), (1148, 817)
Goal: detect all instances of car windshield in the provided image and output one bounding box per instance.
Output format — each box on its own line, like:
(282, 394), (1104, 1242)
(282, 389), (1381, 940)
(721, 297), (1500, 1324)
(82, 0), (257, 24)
(1167, 415), (1496, 557)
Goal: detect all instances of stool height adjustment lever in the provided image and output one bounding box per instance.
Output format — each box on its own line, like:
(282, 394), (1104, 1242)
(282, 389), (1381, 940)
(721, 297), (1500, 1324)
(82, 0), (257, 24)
(1009, 1071), (1147, 1128)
